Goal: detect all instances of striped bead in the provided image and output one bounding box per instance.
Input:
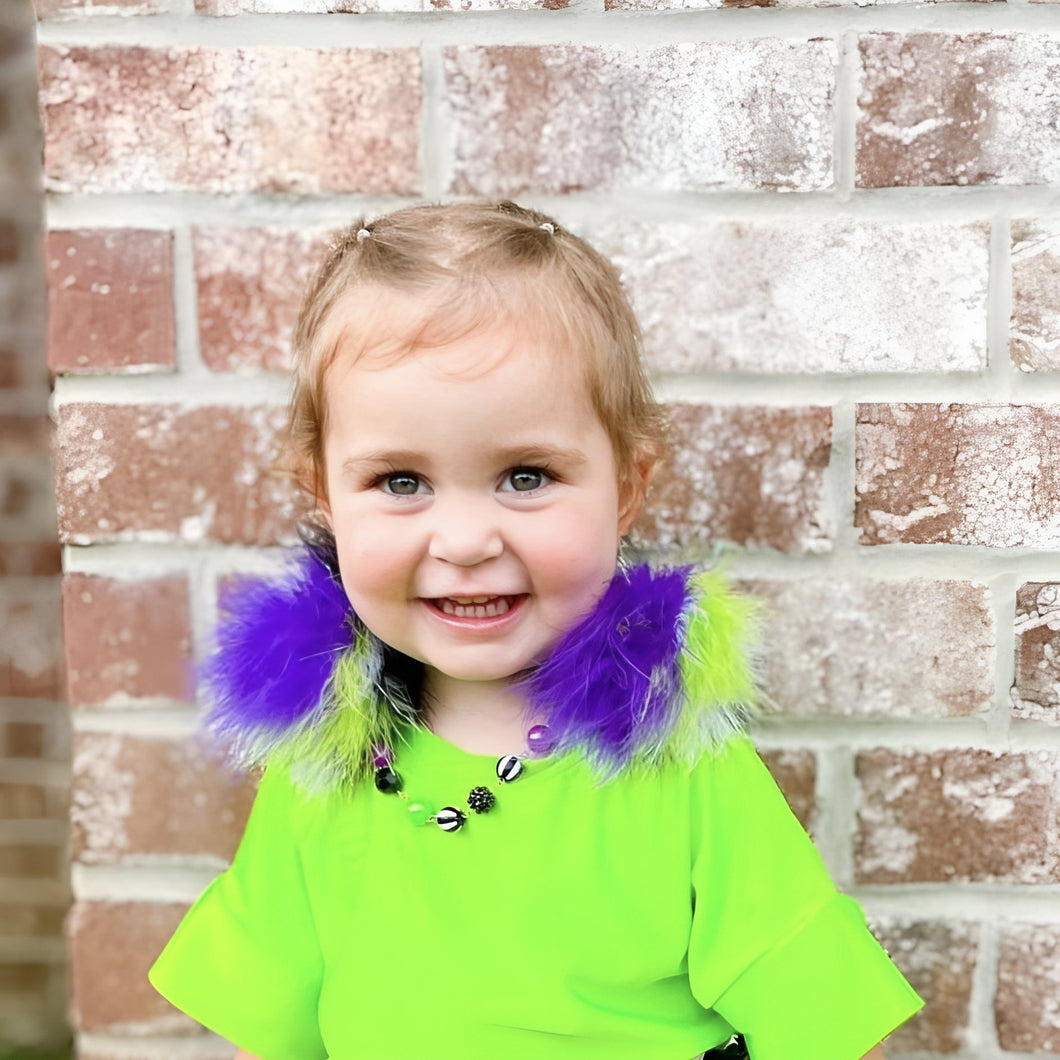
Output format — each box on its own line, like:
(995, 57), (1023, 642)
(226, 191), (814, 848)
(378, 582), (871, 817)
(496, 755), (524, 783)
(435, 806), (466, 833)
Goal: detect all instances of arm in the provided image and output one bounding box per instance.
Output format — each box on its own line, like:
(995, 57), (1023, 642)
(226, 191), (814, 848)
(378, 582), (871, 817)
(861, 1046), (887, 1060)
(234, 1051), (263, 1059)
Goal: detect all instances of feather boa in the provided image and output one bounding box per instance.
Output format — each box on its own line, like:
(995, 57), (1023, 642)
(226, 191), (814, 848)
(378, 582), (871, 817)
(201, 548), (761, 794)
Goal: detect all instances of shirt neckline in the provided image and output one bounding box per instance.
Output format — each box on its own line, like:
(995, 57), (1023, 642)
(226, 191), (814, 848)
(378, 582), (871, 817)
(394, 719), (581, 783)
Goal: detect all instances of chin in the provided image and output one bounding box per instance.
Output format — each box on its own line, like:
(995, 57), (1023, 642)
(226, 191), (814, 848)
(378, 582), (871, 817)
(425, 657), (536, 685)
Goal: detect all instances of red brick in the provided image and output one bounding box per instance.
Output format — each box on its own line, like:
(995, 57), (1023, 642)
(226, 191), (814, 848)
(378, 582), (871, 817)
(0, 542), (62, 577)
(445, 43), (835, 195)
(0, 962), (51, 992)
(0, 9), (32, 63)
(856, 404), (1060, 547)
(855, 749), (1060, 884)
(0, 458), (60, 544)
(54, 403), (308, 545)
(0, 219), (18, 263)
(0, 782), (67, 819)
(1011, 220), (1060, 372)
(0, 578), (63, 699)
(635, 405), (832, 554)
(592, 219), (987, 374)
(39, 46), (421, 195)
(71, 732), (257, 864)
(0, 413), (49, 456)
(858, 34), (1060, 187)
(0, 844), (64, 878)
(62, 573), (192, 707)
(746, 579), (994, 718)
(3, 721), (45, 757)
(46, 229), (175, 374)
(869, 918), (978, 1053)
(0, 904), (67, 938)
(996, 921), (1060, 1053)
(1013, 582), (1060, 724)
(760, 748), (816, 834)
(68, 900), (198, 1033)
(194, 226), (330, 372)
(0, 349), (23, 388)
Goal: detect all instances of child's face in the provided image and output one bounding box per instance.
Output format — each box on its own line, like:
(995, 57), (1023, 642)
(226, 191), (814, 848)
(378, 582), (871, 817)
(319, 319), (641, 688)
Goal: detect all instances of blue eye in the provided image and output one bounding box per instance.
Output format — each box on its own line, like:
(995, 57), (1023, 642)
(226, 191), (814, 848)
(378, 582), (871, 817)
(505, 467), (548, 492)
(382, 473), (422, 496)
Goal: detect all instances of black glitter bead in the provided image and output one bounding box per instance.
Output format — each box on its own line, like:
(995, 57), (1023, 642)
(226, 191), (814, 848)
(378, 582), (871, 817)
(467, 786), (495, 813)
(374, 767), (402, 794)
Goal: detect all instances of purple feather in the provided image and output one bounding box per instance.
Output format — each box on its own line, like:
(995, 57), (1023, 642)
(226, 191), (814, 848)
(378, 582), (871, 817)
(202, 550), (353, 745)
(519, 564), (695, 781)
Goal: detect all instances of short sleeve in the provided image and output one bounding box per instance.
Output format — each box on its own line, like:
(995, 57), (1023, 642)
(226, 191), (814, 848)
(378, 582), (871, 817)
(149, 764), (326, 1060)
(688, 737), (924, 1060)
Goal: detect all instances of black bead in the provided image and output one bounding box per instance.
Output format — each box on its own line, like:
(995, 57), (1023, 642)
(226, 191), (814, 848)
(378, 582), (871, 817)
(467, 786), (495, 813)
(374, 766), (402, 793)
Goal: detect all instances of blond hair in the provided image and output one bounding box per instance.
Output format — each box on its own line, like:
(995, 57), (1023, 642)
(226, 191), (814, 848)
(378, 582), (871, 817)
(283, 200), (666, 504)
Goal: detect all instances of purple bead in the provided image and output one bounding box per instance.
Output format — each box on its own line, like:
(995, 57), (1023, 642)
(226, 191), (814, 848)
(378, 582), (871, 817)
(372, 743), (394, 768)
(527, 723), (556, 756)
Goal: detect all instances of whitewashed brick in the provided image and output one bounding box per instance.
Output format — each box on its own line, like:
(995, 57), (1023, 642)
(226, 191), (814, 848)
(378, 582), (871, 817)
(1011, 219), (1060, 371)
(588, 219), (988, 373)
(859, 34), (1060, 187)
(747, 578), (995, 717)
(445, 42), (836, 195)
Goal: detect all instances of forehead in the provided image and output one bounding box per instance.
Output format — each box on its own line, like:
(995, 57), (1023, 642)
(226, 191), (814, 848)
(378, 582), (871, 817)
(321, 327), (618, 487)
(321, 274), (598, 383)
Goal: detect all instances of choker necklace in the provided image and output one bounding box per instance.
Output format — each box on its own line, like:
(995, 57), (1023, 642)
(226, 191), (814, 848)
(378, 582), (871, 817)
(372, 723), (557, 832)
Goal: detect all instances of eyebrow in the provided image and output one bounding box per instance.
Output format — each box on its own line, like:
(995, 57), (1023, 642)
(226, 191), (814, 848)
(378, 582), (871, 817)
(340, 444), (588, 478)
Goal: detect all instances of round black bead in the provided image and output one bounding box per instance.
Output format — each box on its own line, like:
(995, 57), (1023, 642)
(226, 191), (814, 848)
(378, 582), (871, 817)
(467, 786), (495, 813)
(374, 766), (403, 794)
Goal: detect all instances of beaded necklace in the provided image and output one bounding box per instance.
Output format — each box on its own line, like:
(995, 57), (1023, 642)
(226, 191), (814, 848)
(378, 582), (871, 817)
(371, 722), (557, 832)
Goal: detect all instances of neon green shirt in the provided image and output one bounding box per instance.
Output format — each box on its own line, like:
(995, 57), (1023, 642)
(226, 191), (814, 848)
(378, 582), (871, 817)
(149, 727), (923, 1059)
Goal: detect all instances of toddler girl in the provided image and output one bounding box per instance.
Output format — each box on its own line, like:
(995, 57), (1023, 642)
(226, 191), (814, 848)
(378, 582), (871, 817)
(149, 200), (923, 1059)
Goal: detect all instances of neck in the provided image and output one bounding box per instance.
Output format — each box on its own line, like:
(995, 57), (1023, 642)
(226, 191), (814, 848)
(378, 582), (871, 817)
(420, 670), (545, 756)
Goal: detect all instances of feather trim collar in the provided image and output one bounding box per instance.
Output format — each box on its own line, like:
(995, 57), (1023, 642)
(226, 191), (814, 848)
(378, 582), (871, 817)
(202, 548), (760, 795)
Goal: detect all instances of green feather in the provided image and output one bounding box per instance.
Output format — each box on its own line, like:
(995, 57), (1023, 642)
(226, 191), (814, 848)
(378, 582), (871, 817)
(661, 569), (762, 771)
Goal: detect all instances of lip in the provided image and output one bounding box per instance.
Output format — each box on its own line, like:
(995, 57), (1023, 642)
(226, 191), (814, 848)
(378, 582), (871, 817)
(421, 593), (528, 631)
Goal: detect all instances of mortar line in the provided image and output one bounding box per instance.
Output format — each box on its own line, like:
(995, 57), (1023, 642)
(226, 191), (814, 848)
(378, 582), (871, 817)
(78, 1033), (235, 1060)
(41, 187), (1060, 227)
(826, 397), (858, 556)
(34, 3), (1060, 47)
(988, 569), (1017, 747)
(816, 742), (855, 888)
(987, 215), (1014, 392)
(51, 367), (1060, 409)
(969, 918), (1001, 1055)
(833, 29), (858, 201)
(420, 43), (449, 201)
(171, 222), (207, 377)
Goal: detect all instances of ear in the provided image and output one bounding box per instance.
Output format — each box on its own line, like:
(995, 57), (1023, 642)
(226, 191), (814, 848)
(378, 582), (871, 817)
(617, 451), (655, 537)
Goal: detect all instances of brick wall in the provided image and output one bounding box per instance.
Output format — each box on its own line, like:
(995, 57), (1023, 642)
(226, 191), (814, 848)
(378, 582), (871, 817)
(1, 0), (70, 1054)
(36, 1), (1060, 1058)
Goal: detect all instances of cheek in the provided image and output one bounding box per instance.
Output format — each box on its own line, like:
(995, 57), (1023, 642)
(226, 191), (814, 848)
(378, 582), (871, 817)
(526, 508), (620, 597)
(330, 510), (415, 607)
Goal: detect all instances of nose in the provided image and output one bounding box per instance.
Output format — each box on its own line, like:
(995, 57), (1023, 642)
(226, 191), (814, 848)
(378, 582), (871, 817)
(427, 496), (504, 567)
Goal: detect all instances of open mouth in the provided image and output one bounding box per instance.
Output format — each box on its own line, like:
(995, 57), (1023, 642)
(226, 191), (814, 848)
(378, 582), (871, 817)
(430, 595), (524, 619)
